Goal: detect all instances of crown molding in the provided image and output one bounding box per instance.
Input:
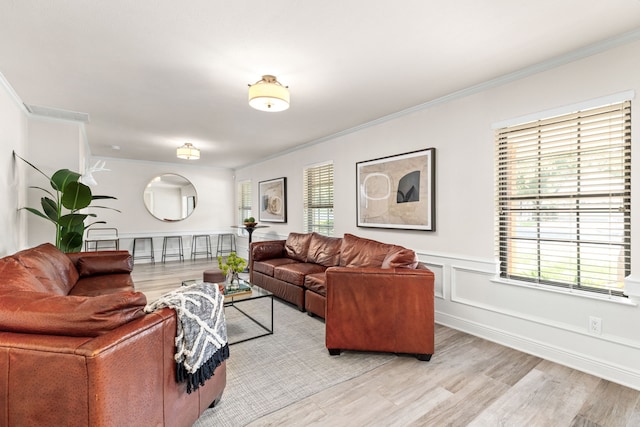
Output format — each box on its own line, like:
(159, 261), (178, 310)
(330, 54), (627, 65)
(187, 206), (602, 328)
(237, 27), (640, 170)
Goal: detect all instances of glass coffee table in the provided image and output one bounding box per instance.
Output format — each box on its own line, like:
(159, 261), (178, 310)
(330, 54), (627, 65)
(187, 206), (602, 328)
(181, 279), (274, 345)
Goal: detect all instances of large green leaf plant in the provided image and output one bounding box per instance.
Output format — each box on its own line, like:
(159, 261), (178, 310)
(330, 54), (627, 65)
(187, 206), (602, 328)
(15, 153), (119, 253)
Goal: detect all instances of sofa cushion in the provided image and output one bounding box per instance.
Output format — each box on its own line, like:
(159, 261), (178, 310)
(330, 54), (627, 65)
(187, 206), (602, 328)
(76, 252), (133, 277)
(0, 290), (147, 337)
(304, 272), (327, 296)
(0, 257), (49, 293)
(382, 246), (419, 269)
(284, 232), (313, 262)
(253, 258), (299, 277)
(274, 263), (327, 287)
(306, 233), (342, 267)
(12, 243), (80, 295)
(339, 233), (393, 268)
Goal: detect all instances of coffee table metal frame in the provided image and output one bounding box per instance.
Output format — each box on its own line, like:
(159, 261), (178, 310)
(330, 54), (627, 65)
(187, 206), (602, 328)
(181, 279), (273, 345)
(224, 281), (274, 345)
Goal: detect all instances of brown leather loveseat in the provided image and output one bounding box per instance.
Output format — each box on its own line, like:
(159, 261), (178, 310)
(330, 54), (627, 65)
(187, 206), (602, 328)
(0, 243), (226, 426)
(250, 232), (435, 360)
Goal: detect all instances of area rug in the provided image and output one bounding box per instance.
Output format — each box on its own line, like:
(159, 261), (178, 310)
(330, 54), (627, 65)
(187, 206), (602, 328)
(193, 298), (397, 426)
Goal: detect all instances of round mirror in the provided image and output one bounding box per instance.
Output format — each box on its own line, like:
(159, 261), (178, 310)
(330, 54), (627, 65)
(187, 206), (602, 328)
(143, 174), (197, 221)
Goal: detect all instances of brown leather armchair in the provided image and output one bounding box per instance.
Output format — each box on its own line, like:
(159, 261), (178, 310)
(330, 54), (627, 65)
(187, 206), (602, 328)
(325, 264), (435, 360)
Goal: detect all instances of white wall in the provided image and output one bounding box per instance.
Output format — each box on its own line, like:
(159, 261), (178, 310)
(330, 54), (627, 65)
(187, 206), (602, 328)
(236, 40), (640, 390)
(25, 117), (84, 248)
(84, 157), (235, 258)
(0, 74), (28, 256)
(2, 35), (639, 390)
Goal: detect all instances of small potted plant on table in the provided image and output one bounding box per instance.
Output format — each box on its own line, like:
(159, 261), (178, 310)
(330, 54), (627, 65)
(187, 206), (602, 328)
(243, 217), (257, 228)
(217, 252), (247, 289)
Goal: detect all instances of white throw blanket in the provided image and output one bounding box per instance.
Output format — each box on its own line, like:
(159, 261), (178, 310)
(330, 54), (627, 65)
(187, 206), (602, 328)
(144, 282), (229, 393)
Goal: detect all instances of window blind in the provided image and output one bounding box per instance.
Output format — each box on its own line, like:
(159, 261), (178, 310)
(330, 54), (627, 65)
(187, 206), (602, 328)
(237, 180), (252, 233)
(304, 162), (334, 236)
(495, 100), (631, 296)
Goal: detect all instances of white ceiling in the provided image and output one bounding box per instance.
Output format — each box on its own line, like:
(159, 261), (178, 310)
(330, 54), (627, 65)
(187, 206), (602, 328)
(2, 1), (640, 169)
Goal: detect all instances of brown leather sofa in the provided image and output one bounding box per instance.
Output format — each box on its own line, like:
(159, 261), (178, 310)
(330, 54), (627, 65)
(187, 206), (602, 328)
(0, 243), (226, 426)
(250, 232), (434, 359)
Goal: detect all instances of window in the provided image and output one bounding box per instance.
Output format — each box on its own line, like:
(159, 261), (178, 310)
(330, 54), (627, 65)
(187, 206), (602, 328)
(237, 180), (252, 234)
(304, 161), (334, 236)
(496, 100), (631, 296)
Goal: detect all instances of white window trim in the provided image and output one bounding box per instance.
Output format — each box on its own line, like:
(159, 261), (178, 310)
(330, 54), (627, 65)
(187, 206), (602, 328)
(491, 276), (637, 307)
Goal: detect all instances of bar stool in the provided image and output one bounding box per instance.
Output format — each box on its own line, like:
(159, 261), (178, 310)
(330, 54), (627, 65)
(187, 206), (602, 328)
(191, 235), (212, 260)
(162, 236), (184, 263)
(85, 228), (119, 251)
(216, 233), (237, 257)
(132, 237), (155, 264)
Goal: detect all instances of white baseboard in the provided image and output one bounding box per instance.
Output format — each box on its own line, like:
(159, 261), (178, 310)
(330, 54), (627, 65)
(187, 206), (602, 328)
(435, 311), (640, 391)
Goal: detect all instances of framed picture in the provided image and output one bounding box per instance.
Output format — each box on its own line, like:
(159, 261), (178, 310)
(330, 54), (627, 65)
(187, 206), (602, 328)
(259, 177), (287, 223)
(356, 148), (435, 231)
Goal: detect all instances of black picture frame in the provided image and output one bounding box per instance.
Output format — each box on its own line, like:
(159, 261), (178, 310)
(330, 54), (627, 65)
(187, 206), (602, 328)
(258, 177), (287, 223)
(356, 148), (435, 231)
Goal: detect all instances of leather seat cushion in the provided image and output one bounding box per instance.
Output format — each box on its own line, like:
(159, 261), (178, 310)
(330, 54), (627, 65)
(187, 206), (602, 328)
(274, 263), (327, 287)
(253, 258), (298, 277)
(304, 272), (327, 296)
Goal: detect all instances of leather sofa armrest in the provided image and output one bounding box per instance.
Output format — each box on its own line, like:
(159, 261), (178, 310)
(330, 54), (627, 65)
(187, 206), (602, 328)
(67, 251), (133, 277)
(0, 308), (177, 426)
(325, 266), (434, 311)
(0, 290), (146, 337)
(325, 267), (435, 355)
(250, 240), (286, 281)
(250, 240), (286, 261)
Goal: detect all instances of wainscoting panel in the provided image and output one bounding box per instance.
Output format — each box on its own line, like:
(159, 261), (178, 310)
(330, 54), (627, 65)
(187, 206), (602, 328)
(417, 250), (640, 391)
(423, 261), (445, 299)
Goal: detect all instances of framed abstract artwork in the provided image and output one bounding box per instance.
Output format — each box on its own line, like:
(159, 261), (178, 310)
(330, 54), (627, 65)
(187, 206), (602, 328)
(356, 148), (435, 231)
(259, 177), (287, 223)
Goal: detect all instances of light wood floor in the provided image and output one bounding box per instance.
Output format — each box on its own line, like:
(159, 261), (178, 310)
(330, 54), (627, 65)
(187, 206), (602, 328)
(133, 260), (640, 427)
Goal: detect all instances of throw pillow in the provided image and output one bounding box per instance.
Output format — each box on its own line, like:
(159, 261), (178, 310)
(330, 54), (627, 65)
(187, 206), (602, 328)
(382, 246), (419, 269)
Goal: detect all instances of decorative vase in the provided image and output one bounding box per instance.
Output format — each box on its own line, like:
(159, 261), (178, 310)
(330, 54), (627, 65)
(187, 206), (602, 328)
(226, 270), (240, 288)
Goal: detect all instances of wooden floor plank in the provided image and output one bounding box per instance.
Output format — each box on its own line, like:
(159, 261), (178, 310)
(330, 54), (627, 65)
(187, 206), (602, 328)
(133, 259), (640, 426)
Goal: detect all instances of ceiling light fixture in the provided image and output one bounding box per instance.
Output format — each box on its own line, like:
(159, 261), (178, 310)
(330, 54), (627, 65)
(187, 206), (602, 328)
(248, 75), (290, 112)
(176, 142), (200, 160)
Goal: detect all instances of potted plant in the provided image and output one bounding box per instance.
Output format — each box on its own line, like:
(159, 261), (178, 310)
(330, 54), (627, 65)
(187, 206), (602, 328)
(243, 216), (257, 228)
(217, 252), (247, 286)
(15, 152), (119, 253)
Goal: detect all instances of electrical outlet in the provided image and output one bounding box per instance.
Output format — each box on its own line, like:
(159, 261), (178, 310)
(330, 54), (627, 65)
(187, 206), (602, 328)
(589, 316), (602, 335)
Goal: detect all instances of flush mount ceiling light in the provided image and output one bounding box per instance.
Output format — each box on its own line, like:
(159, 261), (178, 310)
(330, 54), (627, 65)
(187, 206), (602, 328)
(176, 142), (200, 160)
(248, 75), (290, 112)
